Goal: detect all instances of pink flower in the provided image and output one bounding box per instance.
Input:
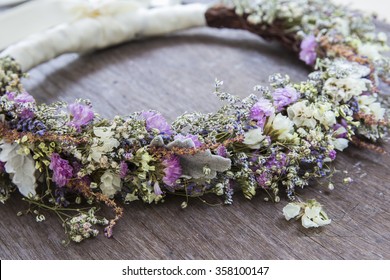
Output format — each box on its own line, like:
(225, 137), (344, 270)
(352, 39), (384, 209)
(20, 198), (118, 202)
(299, 35), (317, 65)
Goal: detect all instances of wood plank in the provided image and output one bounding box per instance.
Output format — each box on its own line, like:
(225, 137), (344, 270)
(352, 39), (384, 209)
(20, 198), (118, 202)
(0, 0), (389, 259)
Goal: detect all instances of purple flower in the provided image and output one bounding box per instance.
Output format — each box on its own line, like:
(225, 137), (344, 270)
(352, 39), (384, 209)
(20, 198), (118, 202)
(162, 155), (182, 187)
(49, 153), (73, 187)
(141, 111), (172, 136)
(6, 92), (35, 103)
(299, 34), (317, 65)
(273, 86), (300, 111)
(15, 118), (46, 135)
(119, 161), (129, 179)
(67, 102), (95, 131)
(174, 134), (202, 148)
(0, 161), (5, 174)
(19, 109), (35, 120)
(266, 153), (287, 170)
(329, 150), (337, 161)
(216, 145), (228, 158)
(256, 173), (270, 188)
(250, 98), (275, 128)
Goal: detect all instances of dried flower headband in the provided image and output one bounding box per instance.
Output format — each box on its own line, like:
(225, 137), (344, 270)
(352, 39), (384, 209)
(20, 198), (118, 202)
(0, 0), (388, 242)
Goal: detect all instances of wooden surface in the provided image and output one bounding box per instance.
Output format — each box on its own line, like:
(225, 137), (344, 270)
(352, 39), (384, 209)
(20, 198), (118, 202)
(1, 1), (390, 260)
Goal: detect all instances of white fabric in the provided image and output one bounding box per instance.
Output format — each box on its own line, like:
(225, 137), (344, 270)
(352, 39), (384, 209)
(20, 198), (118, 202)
(0, 3), (207, 70)
(0, 0), (27, 6)
(0, 0), (152, 51)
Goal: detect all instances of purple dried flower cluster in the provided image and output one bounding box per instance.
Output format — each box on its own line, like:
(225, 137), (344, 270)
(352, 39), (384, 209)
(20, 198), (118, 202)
(142, 111), (172, 136)
(255, 153), (287, 188)
(49, 153), (74, 188)
(162, 155), (182, 187)
(250, 98), (275, 128)
(6, 92), (35, 103)
(119, 161), (129, 179)
(273, 86), (300, 111)
(67, 102), (95, 131)
(216, 145), (228, 157)
(328, 150), (337, 161)
(299, 35), (318, 65)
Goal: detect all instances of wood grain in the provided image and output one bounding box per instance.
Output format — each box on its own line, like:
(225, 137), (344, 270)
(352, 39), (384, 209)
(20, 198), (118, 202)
(1, 1), (390, 260)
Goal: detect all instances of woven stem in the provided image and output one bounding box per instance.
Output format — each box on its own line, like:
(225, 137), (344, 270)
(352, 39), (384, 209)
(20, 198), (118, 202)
(205, 5), (300, 53)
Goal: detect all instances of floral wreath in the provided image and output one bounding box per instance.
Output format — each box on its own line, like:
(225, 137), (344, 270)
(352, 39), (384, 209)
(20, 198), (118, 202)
(0, 0), (389, 243)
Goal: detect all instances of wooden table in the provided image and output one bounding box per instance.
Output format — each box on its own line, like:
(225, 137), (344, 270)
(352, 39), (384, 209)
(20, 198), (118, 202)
(1, 1), (390, 259)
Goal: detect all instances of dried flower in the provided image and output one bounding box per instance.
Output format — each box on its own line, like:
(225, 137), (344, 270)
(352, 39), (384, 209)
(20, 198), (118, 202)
(119, 161), (129, 179)
(67, 102), (95, 131)
(49, 153), (73, 188)
(299, 35), (317, 65)
(301, 204), (331, 228)
(250, 98), (275, 127)
(100, 170), (122, 197)
(162, 155), (182, 187)
(6, 92), (35, 103)
(142, 111), (172, 135)
(283, 203), (301, 220)
(273, 86), (300, 111)
(283, 200), (331, 228)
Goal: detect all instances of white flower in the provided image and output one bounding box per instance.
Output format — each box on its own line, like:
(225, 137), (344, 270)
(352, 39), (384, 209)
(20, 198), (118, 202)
(287, 101), (317, 128)
(243, 128), (266, 149)
(283, 203), (302, 220)
(0, 141), (36, 197)
(332, 138), (349, 151)
(358, 42), (389, 61)
(267, 113), (295, 141)
(368, 102), (386, 121)
(323, 77), (368, 103)
(301, 204), (331, 228)
(90, 126), (120, 162)
(313, 102), (337, 128)
(357, 95), (386, 121)
(100, 170), (121, 197)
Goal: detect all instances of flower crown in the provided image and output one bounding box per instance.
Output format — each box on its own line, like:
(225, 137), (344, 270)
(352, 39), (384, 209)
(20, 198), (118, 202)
(0, 0), (388, 243)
